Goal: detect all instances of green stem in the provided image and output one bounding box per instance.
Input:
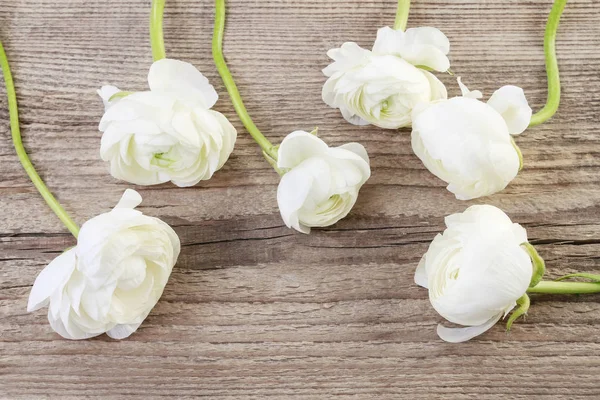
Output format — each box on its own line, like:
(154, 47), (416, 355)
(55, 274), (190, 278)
(529, 0), (567, 127)
(0, 41), (80, 238)
(527, 280), (600, 294)
(150, 0), (167, 61)
(393, 0), (411, 31)
(212, 0), (278, 160)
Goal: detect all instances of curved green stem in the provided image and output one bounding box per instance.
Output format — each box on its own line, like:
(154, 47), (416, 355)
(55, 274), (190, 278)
(150, 0), (167, 61)
(527, 280), (600, 294)
(0, 41), (80, 238)
(529, 0), (567, 127)
(393, 0), (411, 31)
(212, 0), (277, 160)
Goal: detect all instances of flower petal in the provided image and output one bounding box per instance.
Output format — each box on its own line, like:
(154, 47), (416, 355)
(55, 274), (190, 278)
(414, 255), (429, 288)
(338, 142), (370, 165)
(114, 189), (143, 210)
(373, 26), (450, 72)
(148, 58), (218, 109)
(372, 26), (405, 56)
(487, 85), (532, 135)
(421, 70), (448, 102)
(277, 131), (329, 169)
(457, 77), (482, 99)
(436, 313), (502, 343)
(401, 27), (450, 71)
(323, 42), (372, 76)
(277, 168), (314, 234)
(106, 322), (142, 340)
(28, 248), (77, 312)
(97, 85), (121, 109)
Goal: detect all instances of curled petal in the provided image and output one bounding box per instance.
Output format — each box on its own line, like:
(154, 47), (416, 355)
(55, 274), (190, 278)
(277, 166), (316, 234)
(487, 85), (532, 135)
(97, 85), (121, 109)
(457, 77), (482, 99)
(437, 313), (502, 343)
(114, 189), (143, 210)
(28, 249), (77, 312)
(421, 70), (448, 102)
(339, 142), (370, 165)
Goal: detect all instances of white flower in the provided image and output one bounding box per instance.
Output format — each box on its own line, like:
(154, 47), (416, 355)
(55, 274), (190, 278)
(98, 58), (237, 187)
(276, 131), (370, 233)
(27, 189), (180, 340)
(322, 26), (449, 129)
(411, 78), (532, 200)
(415, 205), (533, 343)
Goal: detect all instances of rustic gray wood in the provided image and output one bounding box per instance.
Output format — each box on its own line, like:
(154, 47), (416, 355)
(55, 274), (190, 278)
(1, 0), (600, 398)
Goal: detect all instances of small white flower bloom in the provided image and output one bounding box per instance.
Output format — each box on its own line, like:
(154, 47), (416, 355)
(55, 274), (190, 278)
(415, 205), (533, 343)
(98, 59), (237, 187)
(276, 131), (370, 234)
(27, 189), (180, 340)
(322, 26), (449, 129)
(411, 78), (532, 200)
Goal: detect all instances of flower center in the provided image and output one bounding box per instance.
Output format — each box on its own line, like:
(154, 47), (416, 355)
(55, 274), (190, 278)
(152, 152), (175, 167)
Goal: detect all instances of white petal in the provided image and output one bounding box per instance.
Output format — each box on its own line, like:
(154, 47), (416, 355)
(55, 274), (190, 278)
(97, 85), (121, 109)
(340, 105), (372, 126)
(457, 77), (483, 99)
(323, 42), (372, 76)
(107, 322), (142, 339)
(436, 313), (502, 343)
(405, 27), (450, 54)
(372, 26), (405, 56)
(421, 70), (448, 102)
(401, 27), (450, 71)
(28, 248), (77, 312)
(148, 58), (218, 109)
(338, 142), (370, 165)
(487, 85), (532, 135)
(277, 131), (329, 169)
(277, 167), (314, 233)
(414, 255), (428, 288)
(114, 189), (143, 210)
(373, 26), (450, 72)
(48, 312), (94, 340)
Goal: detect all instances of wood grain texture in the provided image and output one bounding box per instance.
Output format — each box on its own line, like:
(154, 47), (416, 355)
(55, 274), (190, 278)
(1, 0), (600, 398)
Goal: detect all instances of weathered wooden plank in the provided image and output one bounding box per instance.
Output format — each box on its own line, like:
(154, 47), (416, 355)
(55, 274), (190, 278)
(1, 0), (600, 398)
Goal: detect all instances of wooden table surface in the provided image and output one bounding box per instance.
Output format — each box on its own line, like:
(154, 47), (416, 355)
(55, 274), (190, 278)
(1, 0), (600, 398)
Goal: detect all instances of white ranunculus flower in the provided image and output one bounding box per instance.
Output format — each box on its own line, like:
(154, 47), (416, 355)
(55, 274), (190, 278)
(322, 26), (449, 129)
(276, 130), (370, 234)
(98, 58), (237, 187)
(27, 189), (180, 340)
(415, 205), (533, 343)
(411, 78), (532, 200)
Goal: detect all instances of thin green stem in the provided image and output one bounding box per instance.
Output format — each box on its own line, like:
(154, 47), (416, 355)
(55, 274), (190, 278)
(393, 0), (411, 31)
(527, 280), (600, 294)
(212, 0), (277, 160)
(150, 0), (167, 61)
(0, 41), (80, 238)
(529, 0), (567, 127)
